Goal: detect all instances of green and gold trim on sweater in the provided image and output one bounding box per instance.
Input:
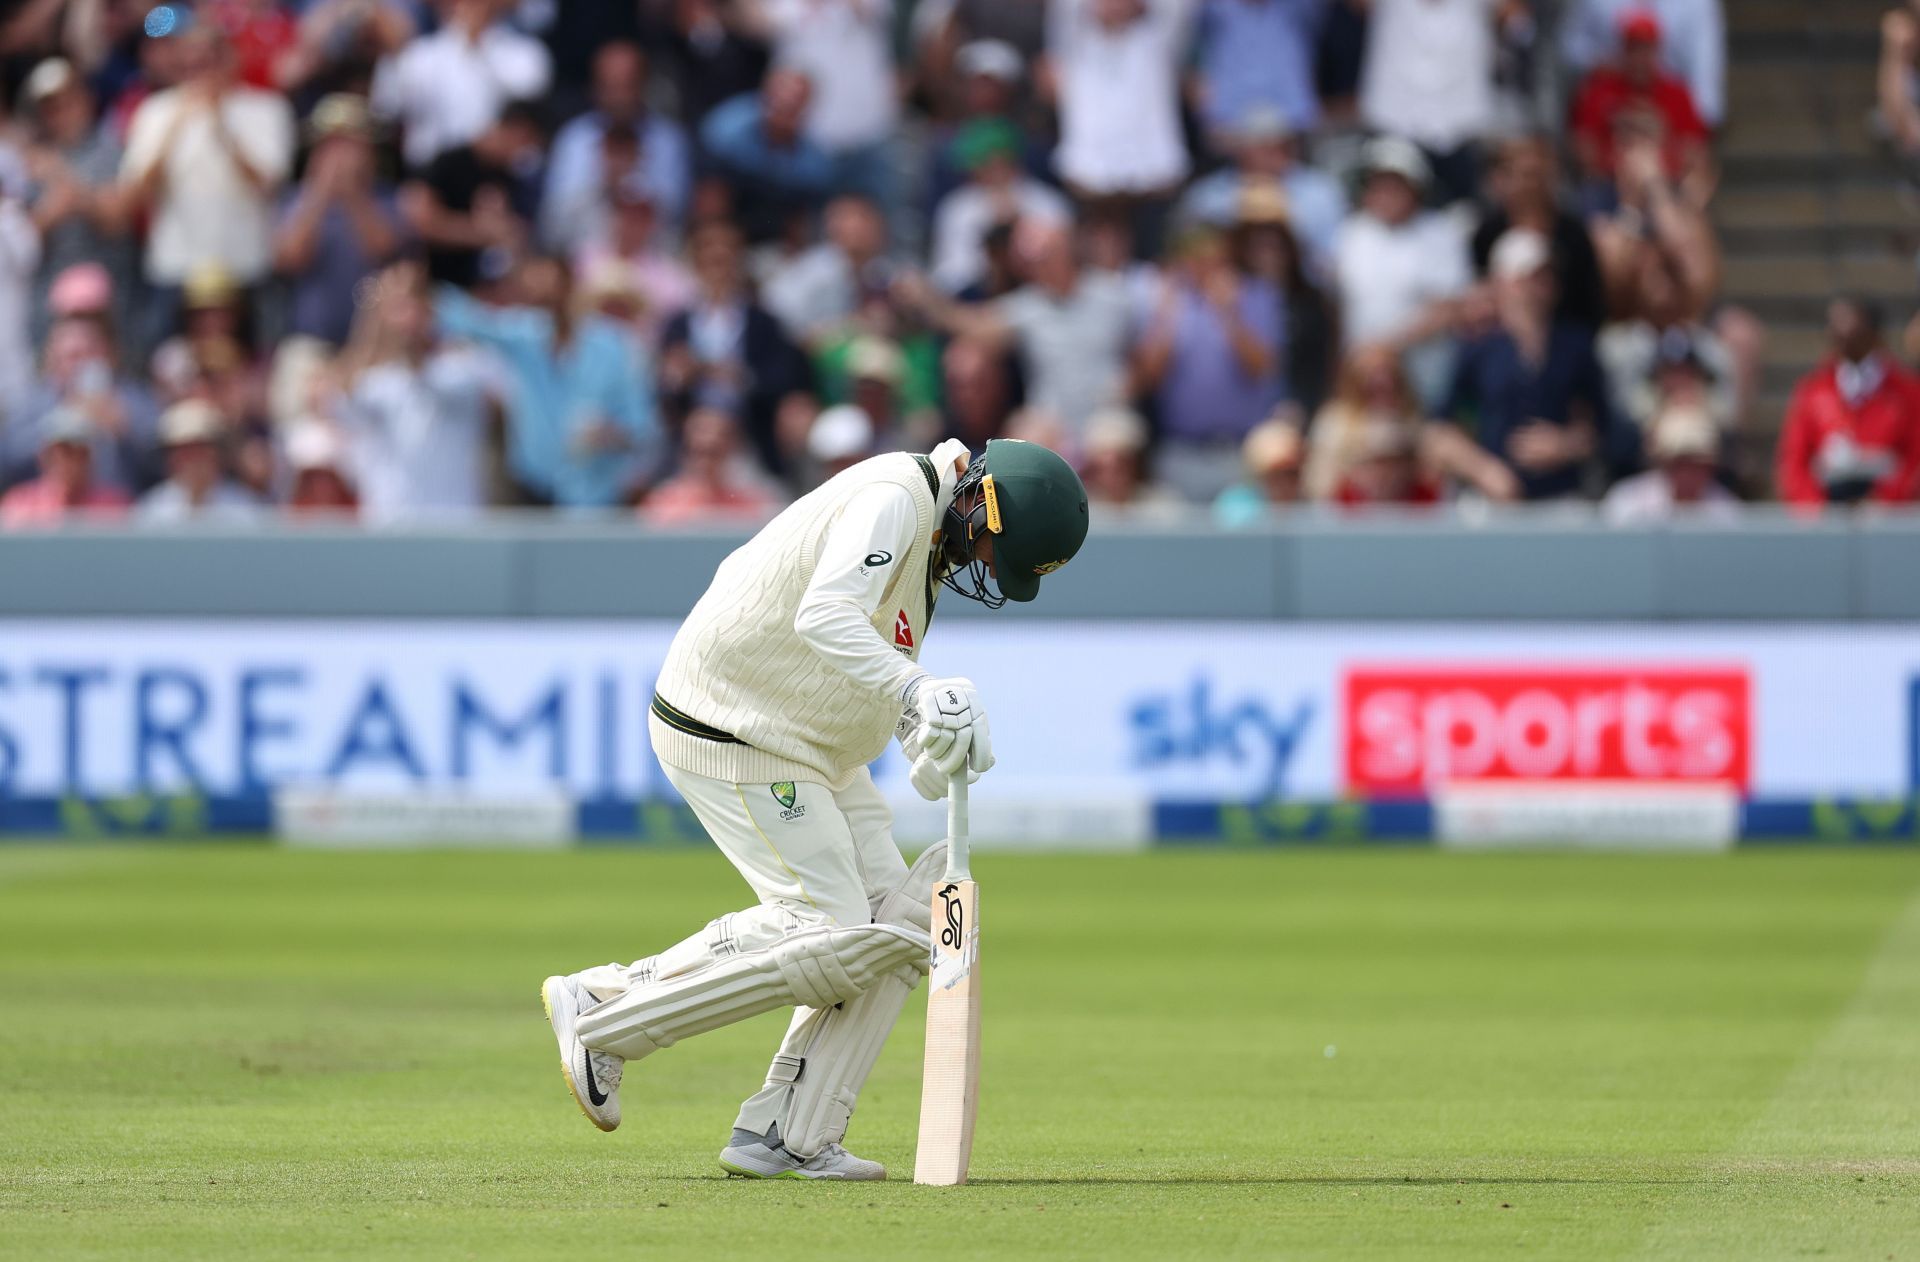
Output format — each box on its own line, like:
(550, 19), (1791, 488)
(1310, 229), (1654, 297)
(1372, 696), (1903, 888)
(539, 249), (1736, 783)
(650, 693), (746, 745)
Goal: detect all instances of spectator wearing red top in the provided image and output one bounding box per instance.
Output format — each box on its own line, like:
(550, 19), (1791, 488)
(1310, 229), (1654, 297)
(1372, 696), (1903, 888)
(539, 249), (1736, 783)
(1776, 297), (1920, 509)
(641, 408), (785, 526)
(1569, 10), (1709, 190)
(0, 408), (132, 527)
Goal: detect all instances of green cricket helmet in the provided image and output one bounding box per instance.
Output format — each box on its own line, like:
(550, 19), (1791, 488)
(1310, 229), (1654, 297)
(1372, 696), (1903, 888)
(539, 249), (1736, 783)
(939, 438), (1090, 607)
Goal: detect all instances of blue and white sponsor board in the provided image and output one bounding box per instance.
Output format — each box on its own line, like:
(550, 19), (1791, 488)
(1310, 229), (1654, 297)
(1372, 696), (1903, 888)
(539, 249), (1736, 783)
(0, 620), (1916, 847)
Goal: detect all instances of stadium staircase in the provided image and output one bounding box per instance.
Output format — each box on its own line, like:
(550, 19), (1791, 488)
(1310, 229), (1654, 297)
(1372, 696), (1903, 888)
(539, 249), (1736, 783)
(1716, 0), (1915, 445)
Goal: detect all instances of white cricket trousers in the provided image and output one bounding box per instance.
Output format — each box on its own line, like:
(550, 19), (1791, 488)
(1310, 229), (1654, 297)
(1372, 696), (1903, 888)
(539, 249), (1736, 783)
(662, 762), (910, 930)
(660, 762), (913, 1142)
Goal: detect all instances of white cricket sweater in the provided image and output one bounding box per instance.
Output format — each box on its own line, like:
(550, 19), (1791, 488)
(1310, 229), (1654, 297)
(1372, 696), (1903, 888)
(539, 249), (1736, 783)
(649, 440), (968, 789)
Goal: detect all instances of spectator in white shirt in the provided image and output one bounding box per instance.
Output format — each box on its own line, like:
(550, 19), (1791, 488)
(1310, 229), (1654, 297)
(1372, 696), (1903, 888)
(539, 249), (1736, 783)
(1359, 0), (1513, 203)
(120, 17), (294, 328)
(909, 218), (1134, 443)
(331, 262), (495, 522)
(137, 399), (263, 523)
(928, 119), (1071, 295)
(1046, 0), (1193, 218)
(1562, 0), (1724, 128)
(1333, 137), (1470, 405)
(370, 0), (552, 170)
(1603, 402), (1740, 522)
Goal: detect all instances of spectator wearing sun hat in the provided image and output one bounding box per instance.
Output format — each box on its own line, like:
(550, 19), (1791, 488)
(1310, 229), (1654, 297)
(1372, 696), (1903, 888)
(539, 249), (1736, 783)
(1602, 403), (1738, 523)
(1133, 223), (1288, 501)
(1176, 106), (1345, 281)
(929, 118), (1071, 295)
(0, 408), (132, 527)
(1211, 415), (1305, 525)
(19, 56), (133, 349)
(1080, 406), (1184, 518)
(1333, 136), (1471, 408)
(136, 399), (263, 523)
(282, 419), (359, 517)
(272, 94), (403, 350)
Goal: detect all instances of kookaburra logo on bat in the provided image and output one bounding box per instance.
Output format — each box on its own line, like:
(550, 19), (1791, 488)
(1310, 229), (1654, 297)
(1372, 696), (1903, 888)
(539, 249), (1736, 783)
(937, 882), (964, 948)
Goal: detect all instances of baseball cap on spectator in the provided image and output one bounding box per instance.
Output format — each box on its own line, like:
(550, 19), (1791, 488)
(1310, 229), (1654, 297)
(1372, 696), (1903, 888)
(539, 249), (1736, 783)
(41, 406), (95, 449)
(1649, 405), (1718, 462)
(1489, 228), (1551, 280)
(1235, 179), (1291, 227)
(159, 399), (224, 447)
(1083, 408), (1151, 458)
(847, 336), (906, 386)
(954, 119), (1023, 173)
(23, 57), (78, 108)
(1359, 136), (1431, 191)
(307, 93), (374, 142)
(808, 405), (875, 465)
(955, 39), (1024, 83)
(1618, 9), (1663, 45)
(1242, 419), (1305, 475)
(48, 262), (113, 317)
(183, 262), (241, 311)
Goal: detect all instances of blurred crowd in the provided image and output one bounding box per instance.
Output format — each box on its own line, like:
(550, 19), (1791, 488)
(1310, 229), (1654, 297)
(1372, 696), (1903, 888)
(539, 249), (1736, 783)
(0, 0), (1917, 530)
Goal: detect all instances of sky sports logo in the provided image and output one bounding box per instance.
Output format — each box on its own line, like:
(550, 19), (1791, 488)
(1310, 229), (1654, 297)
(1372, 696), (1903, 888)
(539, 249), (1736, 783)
(1343, 666), (1753, 795)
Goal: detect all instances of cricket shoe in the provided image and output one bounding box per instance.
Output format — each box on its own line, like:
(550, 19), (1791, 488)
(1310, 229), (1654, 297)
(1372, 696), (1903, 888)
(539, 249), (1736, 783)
(541, 974), (623, 1132)
(718, 1125), (887, 1181)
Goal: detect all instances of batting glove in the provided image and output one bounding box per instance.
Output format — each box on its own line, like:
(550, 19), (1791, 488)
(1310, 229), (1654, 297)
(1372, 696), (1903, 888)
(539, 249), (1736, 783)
(905, 676), (995, 778)
(909, 751), (982, 802)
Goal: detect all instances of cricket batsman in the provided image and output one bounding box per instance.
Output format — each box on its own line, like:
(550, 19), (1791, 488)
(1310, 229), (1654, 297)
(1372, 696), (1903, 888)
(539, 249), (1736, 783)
(541, 437), (1088, 1180)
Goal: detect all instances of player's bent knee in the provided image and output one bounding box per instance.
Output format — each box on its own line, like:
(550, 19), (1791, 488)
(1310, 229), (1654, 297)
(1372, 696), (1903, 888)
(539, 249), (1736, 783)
(577, 921), (930, 1060)
(870, 840), (947, 937)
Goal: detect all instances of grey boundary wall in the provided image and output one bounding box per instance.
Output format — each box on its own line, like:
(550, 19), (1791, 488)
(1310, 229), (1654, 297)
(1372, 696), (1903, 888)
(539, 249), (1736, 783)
(2, 511), (1919, 622)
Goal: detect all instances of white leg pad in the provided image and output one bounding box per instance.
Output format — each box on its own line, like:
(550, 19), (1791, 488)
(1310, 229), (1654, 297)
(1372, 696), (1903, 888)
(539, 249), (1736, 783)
(574, 915), (930, 1061)
(733, 842), (949, 1157)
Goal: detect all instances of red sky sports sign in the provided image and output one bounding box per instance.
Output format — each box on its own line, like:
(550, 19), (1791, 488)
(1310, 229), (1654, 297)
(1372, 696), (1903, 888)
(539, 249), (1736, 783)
(1344, 666), (1752, 793)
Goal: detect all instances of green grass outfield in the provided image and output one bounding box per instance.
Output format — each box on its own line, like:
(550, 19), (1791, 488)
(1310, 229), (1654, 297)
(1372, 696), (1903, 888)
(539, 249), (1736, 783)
(2, 844), (1917, 1261)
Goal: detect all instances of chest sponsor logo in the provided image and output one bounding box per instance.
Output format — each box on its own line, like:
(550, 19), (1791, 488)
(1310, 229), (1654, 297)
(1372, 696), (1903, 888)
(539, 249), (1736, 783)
(894, 610), (915, 650)
(1343, 665), (1752, 793)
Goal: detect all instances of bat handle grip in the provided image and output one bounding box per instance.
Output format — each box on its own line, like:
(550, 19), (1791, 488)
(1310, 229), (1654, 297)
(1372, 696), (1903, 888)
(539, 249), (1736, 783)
(946, 774), (971, 882)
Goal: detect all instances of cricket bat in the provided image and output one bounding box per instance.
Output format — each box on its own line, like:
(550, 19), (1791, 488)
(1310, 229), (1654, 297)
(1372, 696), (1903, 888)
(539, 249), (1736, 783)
(913, 775), (980, 1186)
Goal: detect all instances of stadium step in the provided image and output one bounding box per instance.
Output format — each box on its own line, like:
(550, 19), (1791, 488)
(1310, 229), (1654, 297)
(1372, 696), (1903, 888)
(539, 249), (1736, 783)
(1708, 0), (1911, 446)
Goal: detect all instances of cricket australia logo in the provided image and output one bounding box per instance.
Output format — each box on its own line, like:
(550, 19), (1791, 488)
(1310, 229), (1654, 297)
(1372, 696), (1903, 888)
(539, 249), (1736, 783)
(770, 781), (806, 821)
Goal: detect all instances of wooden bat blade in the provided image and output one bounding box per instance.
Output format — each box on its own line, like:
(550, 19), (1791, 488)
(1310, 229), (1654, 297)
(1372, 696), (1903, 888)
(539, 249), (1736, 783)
(914, 877), (980, 1186)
